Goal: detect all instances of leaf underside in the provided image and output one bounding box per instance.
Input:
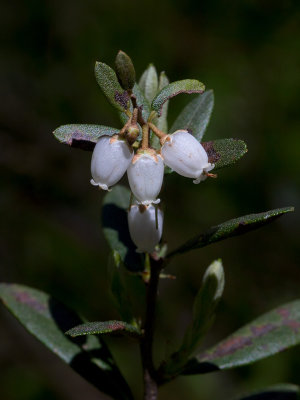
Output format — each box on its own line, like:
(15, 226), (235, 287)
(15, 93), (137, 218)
(167, 207), (294, 258)
(151, 79), (205, 116)
(182, 300), (300, 375)
(66, 320), (142, 338)
(53, 124), (119, 150)
(0, 283), (133, 400)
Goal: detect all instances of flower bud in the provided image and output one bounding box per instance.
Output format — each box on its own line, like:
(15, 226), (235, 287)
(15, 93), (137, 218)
(161, 130), (214, 183)
(91, 135), (133, 190)
(127, 149), (164, 205)
(128, 204), (163, 253)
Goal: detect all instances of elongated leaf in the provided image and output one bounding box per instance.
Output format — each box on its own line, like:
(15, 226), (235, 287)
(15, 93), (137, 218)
(164, 260), (224, 376)
(170, 90), (214, 141)
(66, 321), (142, 338)
(108, 252), (136, 324)
(167, 207), (294, 258)
(151, 79), (205, 116)
(0, 283), (133, 400)
(182, 300), (300, 375)
(203, 138), (247, 171)
(156, 71), (170, 132)
(115, 51), (135, 90)
(95, 62), (130, 112)
(102, 185), (144, 272)
(138, 64), (158, 103)
(235, 384), (300, 400)
(53, 124), (119, 151)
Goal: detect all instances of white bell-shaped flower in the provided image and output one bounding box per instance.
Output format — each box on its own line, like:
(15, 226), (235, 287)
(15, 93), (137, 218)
(127, 149), (164, 205)
(161, 130), (214, 184)
(128, 204), (163, 253)
(90, 135), (133, 190)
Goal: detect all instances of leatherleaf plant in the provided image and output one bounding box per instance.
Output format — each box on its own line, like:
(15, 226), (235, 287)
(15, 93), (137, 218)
(0, 51), (298, 400)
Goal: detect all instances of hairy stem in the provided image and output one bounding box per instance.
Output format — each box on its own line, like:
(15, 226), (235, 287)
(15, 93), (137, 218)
(140, 260), (161, 399)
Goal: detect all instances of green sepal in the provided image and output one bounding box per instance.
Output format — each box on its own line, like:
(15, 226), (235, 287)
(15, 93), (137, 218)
(95, 61), (130, 112)
(151, 79), (205, 116)
(102, 185), (144, 272)
(53, 124), (119, 151)
(66, 320), (142, 338)
(115, 50), (136, 90)
(183, 299), (300, 375)
(170, 90), (214, 141)
(167, 207), (294, 258)
(0, 283), (133, 400)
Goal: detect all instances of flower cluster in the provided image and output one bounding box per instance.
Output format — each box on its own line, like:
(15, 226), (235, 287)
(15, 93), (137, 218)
(91, 124), (215, 254)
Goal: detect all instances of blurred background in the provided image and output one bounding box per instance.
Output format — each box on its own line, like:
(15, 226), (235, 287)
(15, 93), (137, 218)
(0, 0), (299, 399)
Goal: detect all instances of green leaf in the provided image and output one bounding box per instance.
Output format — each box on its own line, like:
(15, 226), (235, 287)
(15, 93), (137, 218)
(53, 124), (119, 151)
(95, 62), (130, 112)
(163, 260), (224, 376)
(203, 138), (247, 171)
(0, 283), (133, 400)
(235, 384), (300, 400)
(138, 64), (158, 103)
(119, 83), (151, 127)
(115, 50), (136, 90)
(102, 185), (144, 272)
(182, 299), (300, 375)
(156, 71), (170, 132)
(66, 320), (142, 338)
(170, 90), (214, 141)
(167, 207), (294, 258)
(108, 252), (137, 324)
(151, 79), (205, 116)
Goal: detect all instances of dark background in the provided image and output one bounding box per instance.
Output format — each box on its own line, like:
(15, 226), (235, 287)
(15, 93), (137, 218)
(0, 0), (299, 399)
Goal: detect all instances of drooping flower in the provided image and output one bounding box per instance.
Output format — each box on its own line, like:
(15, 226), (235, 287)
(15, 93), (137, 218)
(90, 135), (133, 190)
(161, 130), (214, 183)
(128, 204), (163, 253)
(127, 149), (164, 205)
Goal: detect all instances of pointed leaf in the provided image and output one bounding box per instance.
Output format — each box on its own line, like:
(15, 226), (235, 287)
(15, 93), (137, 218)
(66, 320), (142, 338)
(164, 260), (224, 376)
(156, 71), (170, 132)
(182, 300), (300, 375)
(151, 79), (205, 116)
(235, 384), (300, 400)
(138, 64), (158, 103)
(167, 207), (294, 258)
(0, 283), (133, 400)
(102, 185), (144, 272)
(115, 50), (136, 90)
(170, 90), (214, 141)
(53, 124), (119, 151)
(203, 138), (247, 171)
(95, 62), (130, 112)
(108, 252), (136, 324)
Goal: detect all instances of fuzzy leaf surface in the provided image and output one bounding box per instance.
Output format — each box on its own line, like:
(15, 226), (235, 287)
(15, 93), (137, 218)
(115, 51), (135, 90)
(170, 90), (214, 141)
(0, 283), (133, 400)
(167, 207), (294, 258)
(66, 320), (142, 338)
(182, 300), (300, 375)
(95, 62), (130, 112)
(138, 64), (158, 103)
(53, 124), (119, 151)
(235, 384), (300, 400)
(151, 79), (205, 116)
(102, 185), (144, 272)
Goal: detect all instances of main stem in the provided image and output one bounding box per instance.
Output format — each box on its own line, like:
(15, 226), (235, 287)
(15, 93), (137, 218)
(141, 260), (161, 400)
